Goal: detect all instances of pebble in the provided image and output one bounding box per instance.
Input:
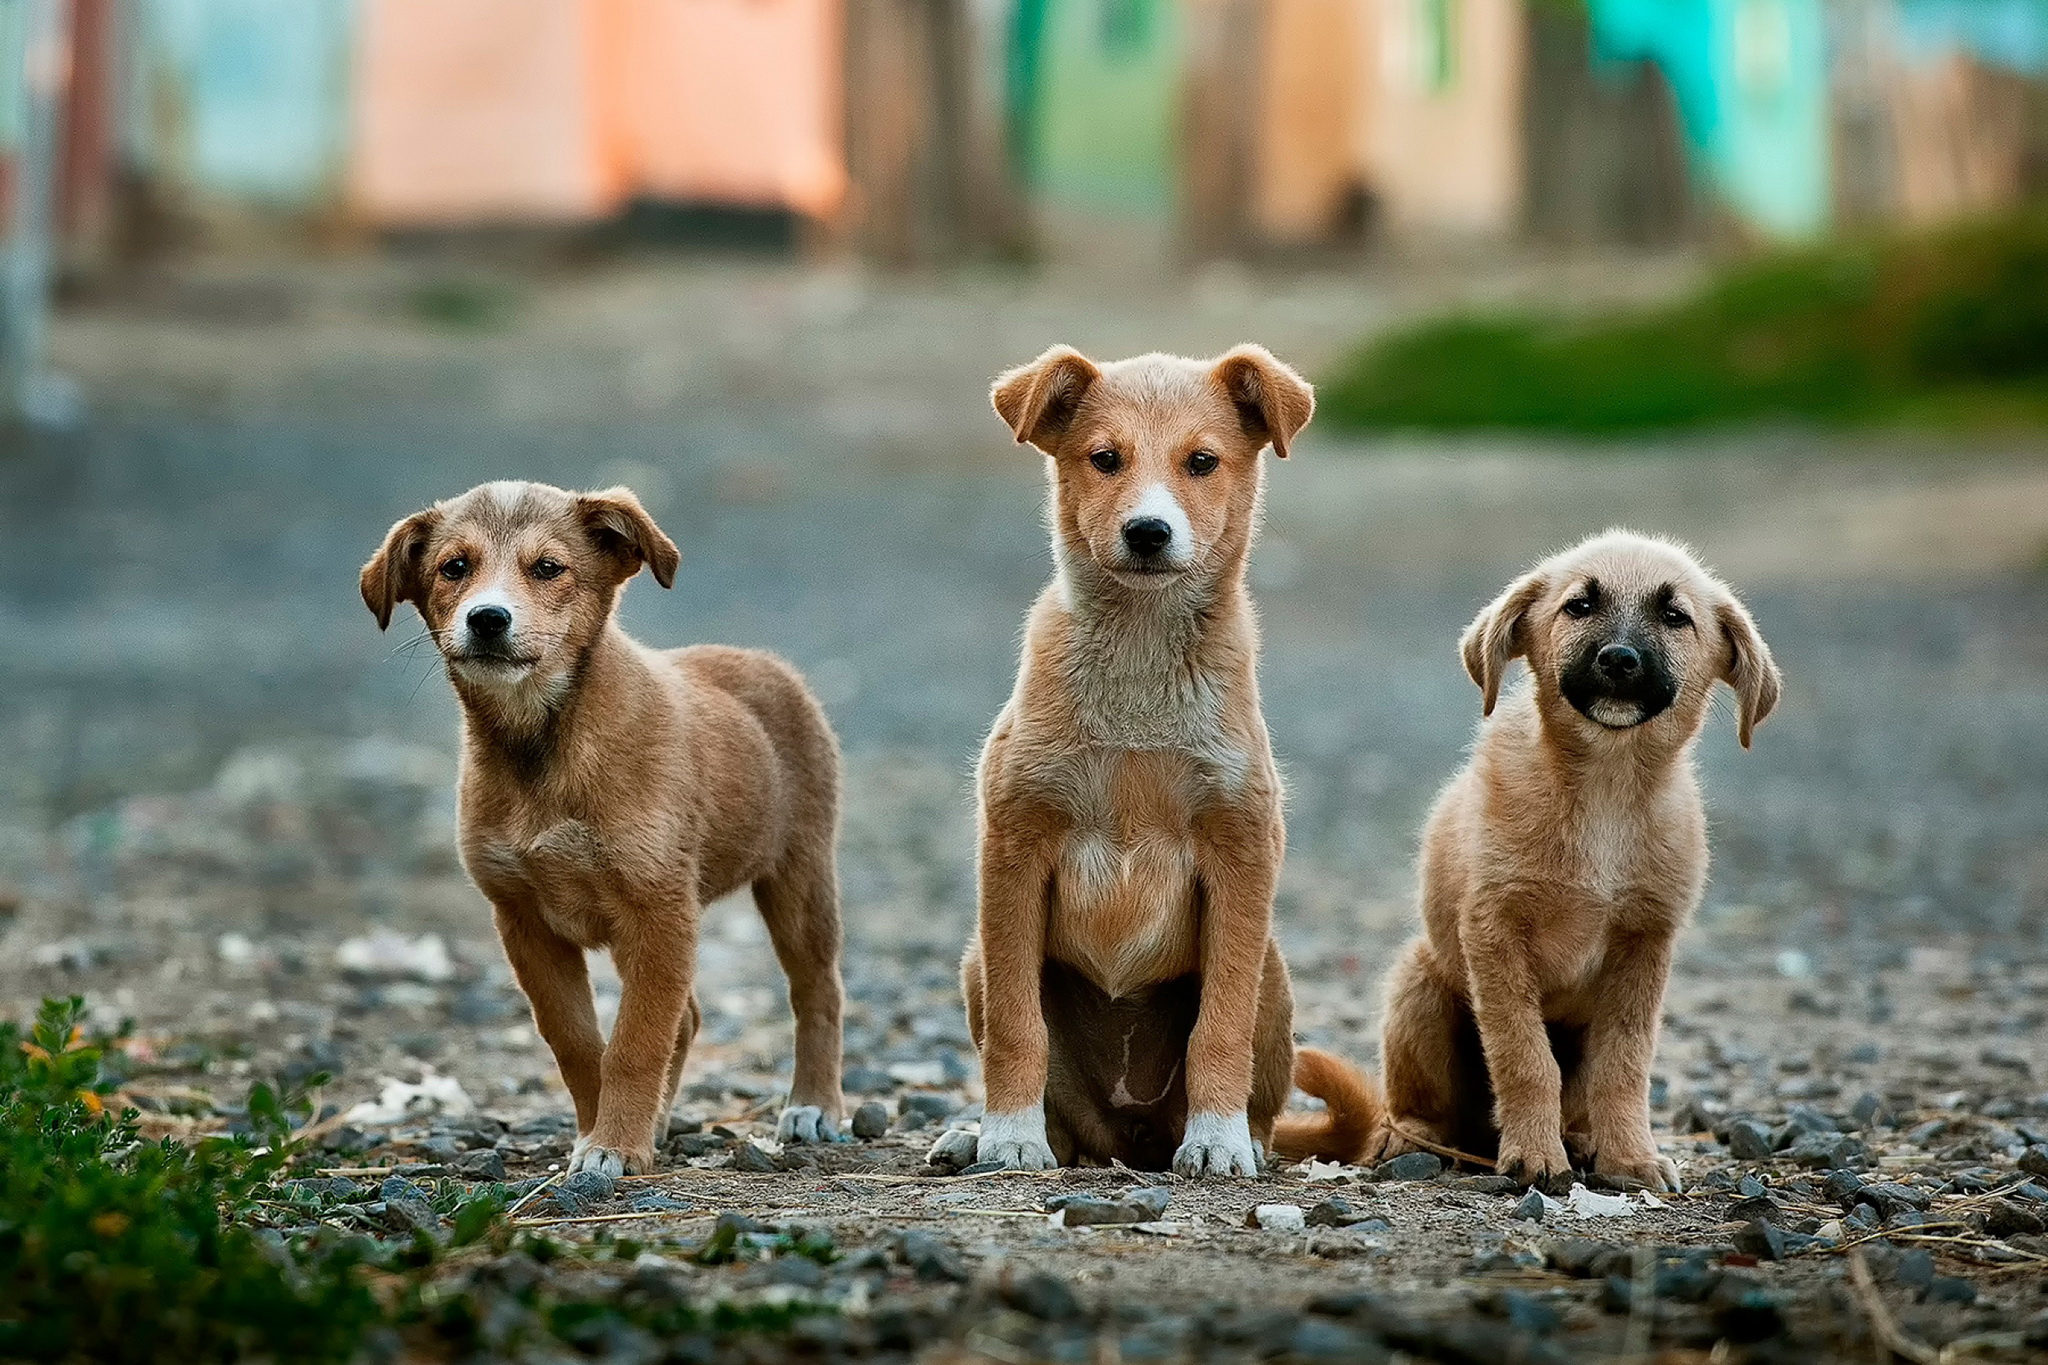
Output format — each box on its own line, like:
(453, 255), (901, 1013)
(1305, 1196), (1379, 1228)
(1001, 1270), (1081, 1321)
(728, 1141), (778, 1174)
(2019, 1145), (2048, 1179)
(1512, 1189), (1548, 1221)
(1249, 1204), (1307, 1231)
(452, 1148), (506, 1181)
(1047, 1187), (1170, 1225)
(1373, 1152), (1443, 1183)
(1726, 1119), (1776, 1161)
(850, 1100), (890, 1139)
(629, 1192), (692, 1214)
(1727, 1195), (1783, 1225)
(895, 1230), (969, 1283)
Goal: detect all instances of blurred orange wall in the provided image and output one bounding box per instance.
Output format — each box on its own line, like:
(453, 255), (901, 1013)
(612, 0), (845, 218)
(1254, 0), (1375, 243)
(352, 0), (845, 226)
(1368, 0), (1525, 235)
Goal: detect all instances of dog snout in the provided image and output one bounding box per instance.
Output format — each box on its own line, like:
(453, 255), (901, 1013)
(1122, 517), (1173, 558)
(467, 604), (513, 640)
(1596, 644), (1642, 680)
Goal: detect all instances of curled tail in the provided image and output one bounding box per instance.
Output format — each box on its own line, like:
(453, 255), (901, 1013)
(1270, 1046), (1384, 1165)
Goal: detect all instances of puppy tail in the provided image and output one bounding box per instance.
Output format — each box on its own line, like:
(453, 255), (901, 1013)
(1270, 1046), (1384, 1165)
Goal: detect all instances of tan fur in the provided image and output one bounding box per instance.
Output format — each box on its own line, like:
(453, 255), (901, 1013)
(957, 344), (1379, 1176)
(360, 481), (845, 1176)
(1374, 530), (1781, 1190)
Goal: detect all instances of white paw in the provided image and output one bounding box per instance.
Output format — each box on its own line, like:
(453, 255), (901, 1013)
(776, 1104), (839, 1145)
(1173, 1111), (1260, 1178)
(977, 1103), (1058, 1171)
(567, 1139), (627, 1179)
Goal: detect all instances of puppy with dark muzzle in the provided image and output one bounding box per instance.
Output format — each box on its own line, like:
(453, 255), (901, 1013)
(361, 481), (846, 1176)
(1369, 530), (1781, 1190)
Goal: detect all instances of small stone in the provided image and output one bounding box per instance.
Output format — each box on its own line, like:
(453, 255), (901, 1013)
(1735, 1173), (1768, 1198)
(629, 1192), (692, 1214)
(727, 1142), (777, 1174)
(898, 1092), (958, 1123)
(959, 1161), (1007, 1176)
(1925, 1276), (1976, 1305)
(1454, 1175), (1521, 1196)
(379, 1175), (429, 1205)
(1284, 1318), (1385, 1360)
(382, 1195), (439, 1235)
(1002, 1270), (1081, 1321)
(1823, 1168), (1868, 1207)
(1726, 1119), (1775, 1161)
(669, 1132), (727, 1158)
(1546, 1238), (1621, 1278)
(1788, 1132), (1868, 1169)
(1047, 1187), (1170, 1225)
(1249, 1204), (1307, 1231)
(1512, 1190), (1548, 1221)
(1373, 1151), (1444, 1182)
(925, 1127), (979, 1173)
(1849, 1092), (1886, 1129)
(1728, 1195), (1783, 1225)
(1733, 1221), (1786, 1261)
(1861, 1182), (1933, 1217)
(850, 1100), (890, 1140)
(2016, 1182), (2048, 1204)
(1306, 1196), (1372, 1228)
(895, 1230), (968, 1283)
(1891, 1249), (1936, 1288)
(2019, 1145), (2048, 1179)
(452, 1148), (506, 1182)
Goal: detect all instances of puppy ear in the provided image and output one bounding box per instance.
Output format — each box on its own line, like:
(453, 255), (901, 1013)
(1715, 596), (1781, 749)
(359, 509), (441, 631)
(577, 487), (680, 588)
(991, 346), (1101, 451)
(1460, 571), (1548, 716)
(1211, 344), (1314, 458)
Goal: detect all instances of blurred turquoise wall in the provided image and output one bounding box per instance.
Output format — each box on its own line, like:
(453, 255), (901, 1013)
(125, 0), (357, 206)
(1017, 0), (1182, 214)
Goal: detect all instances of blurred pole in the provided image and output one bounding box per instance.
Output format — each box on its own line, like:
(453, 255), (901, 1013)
(0, 0), (77, 429)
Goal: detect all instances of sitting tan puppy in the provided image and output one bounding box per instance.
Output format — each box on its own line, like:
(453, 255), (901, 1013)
(954, 345), (1379, 1176)
(1373, 530), (1781, 1190)
(361, 481), (845, 1176)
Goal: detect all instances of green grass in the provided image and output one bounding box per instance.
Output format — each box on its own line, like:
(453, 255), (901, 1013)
(0, 997), (837, 1363)
(1320, 211), (2048, 435)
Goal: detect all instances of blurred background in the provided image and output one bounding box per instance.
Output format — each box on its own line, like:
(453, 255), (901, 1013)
(0, 0), (2043, 1110)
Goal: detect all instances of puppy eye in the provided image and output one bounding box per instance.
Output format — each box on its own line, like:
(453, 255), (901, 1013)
(1661, 607), (1692, 629)
(1090, 449), (1123, 475)
(1186, 450), (1219, 476)
(531, 558), (565, 581)
(1562, 596), (1596, 618)
(439, 556), (470, 582)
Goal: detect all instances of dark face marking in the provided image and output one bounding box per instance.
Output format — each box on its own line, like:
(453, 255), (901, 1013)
(1556, 578), (1685, 728)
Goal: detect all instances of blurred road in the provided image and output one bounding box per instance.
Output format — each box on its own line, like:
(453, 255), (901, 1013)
(3, 251), (2046, 976)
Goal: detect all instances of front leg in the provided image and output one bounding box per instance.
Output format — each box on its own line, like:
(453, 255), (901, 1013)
(968, 825), (1057, 1171)
(576, 893), (697, 1177)
(495, 903), (605, 1134)
(1177, 807), (1281, 1178)
(1462, 897), (1571, 1187)
(1582, 929), (1681, 1191)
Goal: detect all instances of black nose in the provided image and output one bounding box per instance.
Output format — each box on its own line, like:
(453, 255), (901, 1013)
(467, 604), (512, 639)
(1122, 517), (1173, 557)
(1596, 644), (1642, 679)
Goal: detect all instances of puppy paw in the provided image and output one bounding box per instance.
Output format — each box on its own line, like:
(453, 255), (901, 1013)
(776, 1105), (840, 1145)
(1495, 1134), (1574, 1190)
(976, 1103), (1058, 1170)
(1597, 1149), (1682, 1193)
(567, 1138), (650, 1178)
(1172, 1111), (1260, 1178)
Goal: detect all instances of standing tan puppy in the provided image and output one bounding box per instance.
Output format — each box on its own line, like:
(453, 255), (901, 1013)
(361, 481), (846, 1177)
(954, 345), (1380, 1176)
(1372, 530), (1780, 1190)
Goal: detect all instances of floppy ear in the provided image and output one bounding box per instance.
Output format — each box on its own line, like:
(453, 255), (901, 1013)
(359, 509), (440, 631)
(1715, 596), (1781, 749)
(577, 487), (679, 588)
(991, 345), (1101, 451)
(1211, 344), (1314, 458)
(1459, 571), (1548, 717)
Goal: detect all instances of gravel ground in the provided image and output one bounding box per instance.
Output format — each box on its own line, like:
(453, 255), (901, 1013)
(4, 250), (2048, 1361)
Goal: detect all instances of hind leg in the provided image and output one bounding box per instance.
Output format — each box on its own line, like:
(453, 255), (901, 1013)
(654, 992), (705, 1138)
(753, 846), (846, 1143)
(1378, 937), (1474, 1163)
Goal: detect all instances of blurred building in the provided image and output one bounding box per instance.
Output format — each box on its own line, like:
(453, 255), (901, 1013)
(7, 0), (2048, 274)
